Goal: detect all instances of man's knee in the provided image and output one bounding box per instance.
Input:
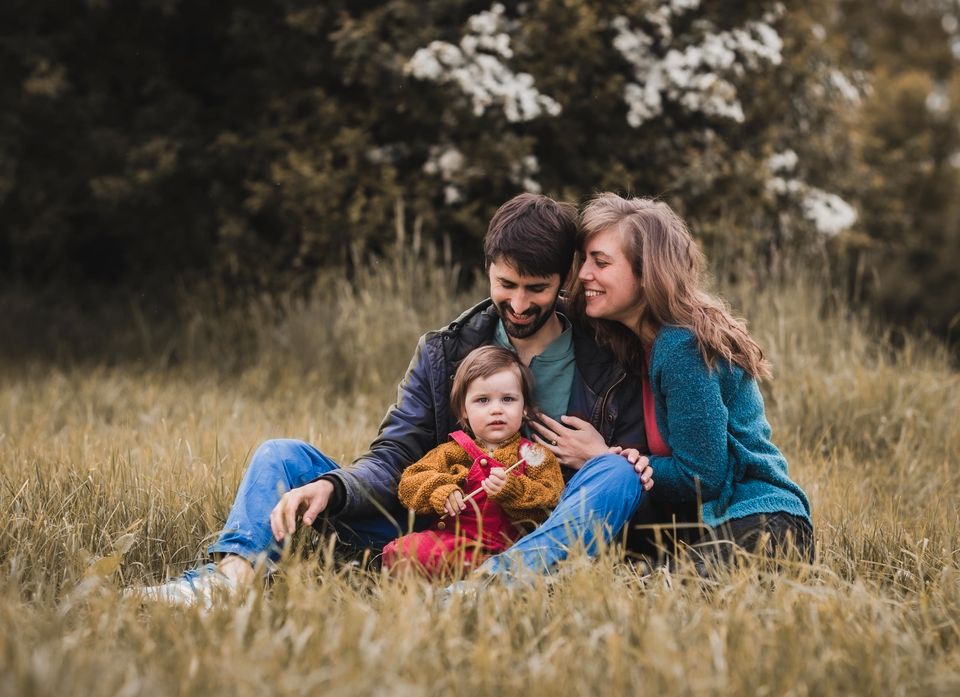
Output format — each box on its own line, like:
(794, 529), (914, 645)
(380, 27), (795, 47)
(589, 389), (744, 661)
(249, 438), (335, 483)
(566, 454), (644, 518)
(252, 438), (304, 466)
(579, 453), (642, 492)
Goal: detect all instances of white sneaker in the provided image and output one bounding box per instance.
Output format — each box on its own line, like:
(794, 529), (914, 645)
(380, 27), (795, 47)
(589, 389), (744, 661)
(125, 563), (237, 610)
(438, 571), (496, 609)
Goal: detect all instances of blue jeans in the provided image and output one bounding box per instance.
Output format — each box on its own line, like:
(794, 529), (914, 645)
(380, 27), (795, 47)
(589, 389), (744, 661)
(211, 443), (643, 575)
(209, 439), (419, 563)
(479, 453), (644, 578)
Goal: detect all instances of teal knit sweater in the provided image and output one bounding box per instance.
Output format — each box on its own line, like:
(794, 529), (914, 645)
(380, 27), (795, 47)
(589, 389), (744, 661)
(648, 326), (811, 528)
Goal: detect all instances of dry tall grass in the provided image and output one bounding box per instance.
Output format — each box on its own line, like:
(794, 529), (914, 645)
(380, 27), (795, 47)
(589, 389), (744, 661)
(1, 254), (958, 696)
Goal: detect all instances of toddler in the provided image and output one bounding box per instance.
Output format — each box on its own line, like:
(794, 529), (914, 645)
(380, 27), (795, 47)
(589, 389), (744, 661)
(381, 345), (563, 578)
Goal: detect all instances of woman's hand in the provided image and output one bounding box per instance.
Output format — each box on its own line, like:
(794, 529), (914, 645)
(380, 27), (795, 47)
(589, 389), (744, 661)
(482, 467), (507, 496)
(444, 489), (466, 517)
(610, 446), (654, 491)
(529, 413), (608, 470)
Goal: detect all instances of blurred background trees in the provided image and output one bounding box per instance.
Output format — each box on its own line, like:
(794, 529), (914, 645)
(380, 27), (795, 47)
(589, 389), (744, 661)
(1, 0), (957, 345)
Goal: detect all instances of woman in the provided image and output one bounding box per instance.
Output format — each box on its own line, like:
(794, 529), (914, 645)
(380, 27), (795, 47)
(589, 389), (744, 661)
(540, 192), (813, 565)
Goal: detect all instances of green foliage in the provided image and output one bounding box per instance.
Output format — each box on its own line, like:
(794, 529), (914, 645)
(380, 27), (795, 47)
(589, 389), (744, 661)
(0, 1), (839, 285)
(0, 0), (956, 340)
(830, 0), (960, 342)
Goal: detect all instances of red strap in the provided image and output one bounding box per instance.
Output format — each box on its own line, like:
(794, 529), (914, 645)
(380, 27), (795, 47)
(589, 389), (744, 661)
(449, 430), (518, 469)
(449, 430), (489, 462)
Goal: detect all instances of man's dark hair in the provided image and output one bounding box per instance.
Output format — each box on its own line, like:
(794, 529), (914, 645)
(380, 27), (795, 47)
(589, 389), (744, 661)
(483, 193), (578, 279)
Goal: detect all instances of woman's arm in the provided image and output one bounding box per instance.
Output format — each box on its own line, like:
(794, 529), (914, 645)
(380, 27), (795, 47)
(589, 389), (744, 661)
(648, 330), (730, 502)
(397, 442), (469, 515)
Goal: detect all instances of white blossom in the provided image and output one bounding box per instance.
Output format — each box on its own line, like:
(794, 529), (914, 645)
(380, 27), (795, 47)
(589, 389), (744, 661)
(510, 154), (542, 193)
(830, 71), (861, 103)
(671, 0), (702, 12)
(767, 150), (799, 174)
(405, 3), (561, 122)
(366, 144), (406, 164)
(521, 177), (541, 193)
(612, 16), (655, 69)
(423, 146), (475, 205)
(444, 185), (463, 205)
(613, 11), (784, 127)
(765, 176), (803, 196)
(423, 145), (465, 179)
(647, 0), (701, 39)
(766, 152), (856, 236)
(802, 188), (857, 236)
(467, 3), (506, 37)
(407, 45), (446, 81)
(926, 87), (950, 116)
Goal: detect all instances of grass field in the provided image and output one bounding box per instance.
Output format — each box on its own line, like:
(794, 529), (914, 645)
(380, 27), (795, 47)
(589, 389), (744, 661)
(1, 254), (958, 696)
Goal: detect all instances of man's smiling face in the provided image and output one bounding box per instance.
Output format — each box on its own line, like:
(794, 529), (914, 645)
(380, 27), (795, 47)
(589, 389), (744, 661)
(488, 258), (562, 340)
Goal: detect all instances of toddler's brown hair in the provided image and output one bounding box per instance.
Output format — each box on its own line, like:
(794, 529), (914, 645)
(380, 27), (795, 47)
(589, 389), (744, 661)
(450, 345), (535, 429)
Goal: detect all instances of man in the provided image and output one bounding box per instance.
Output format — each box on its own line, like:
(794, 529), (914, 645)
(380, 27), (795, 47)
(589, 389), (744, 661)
(137, 193), (651, 604)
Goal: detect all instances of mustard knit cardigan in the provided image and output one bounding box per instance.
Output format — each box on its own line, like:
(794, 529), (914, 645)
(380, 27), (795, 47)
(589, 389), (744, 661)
(397, 433), (563, 524)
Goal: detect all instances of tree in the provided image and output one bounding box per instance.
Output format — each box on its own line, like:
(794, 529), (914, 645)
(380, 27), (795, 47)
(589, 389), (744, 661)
(831, 0), (960, 341)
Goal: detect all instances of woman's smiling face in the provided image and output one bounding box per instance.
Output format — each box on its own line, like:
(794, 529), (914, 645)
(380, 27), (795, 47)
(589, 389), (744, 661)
(578, 226), (644, 329)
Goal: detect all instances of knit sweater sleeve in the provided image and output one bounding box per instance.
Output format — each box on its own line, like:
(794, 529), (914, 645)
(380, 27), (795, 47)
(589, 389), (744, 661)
(396, 441), (470, 515)
(648, 328), (730, 502)
(492, 446), (564, 524)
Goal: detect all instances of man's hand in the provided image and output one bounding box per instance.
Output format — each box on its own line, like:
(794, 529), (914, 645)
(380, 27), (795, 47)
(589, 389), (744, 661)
(530, 412), (608, 469)
(270, 479), (334, 542)
(444, 489), (466, 517)
(482, 467), (507, 497)
(609, 446), (654, 492)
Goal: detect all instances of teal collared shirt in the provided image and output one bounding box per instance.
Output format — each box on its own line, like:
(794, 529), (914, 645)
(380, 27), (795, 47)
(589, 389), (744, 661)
(494, 313), (576, 422)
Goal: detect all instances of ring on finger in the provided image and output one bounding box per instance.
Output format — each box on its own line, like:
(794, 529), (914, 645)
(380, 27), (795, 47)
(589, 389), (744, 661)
(550, 439), (558, 446)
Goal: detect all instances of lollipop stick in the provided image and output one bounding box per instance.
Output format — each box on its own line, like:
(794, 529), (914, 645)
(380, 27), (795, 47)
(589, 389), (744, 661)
(460, 456), (528, 505)
(437, 455), (529, 525)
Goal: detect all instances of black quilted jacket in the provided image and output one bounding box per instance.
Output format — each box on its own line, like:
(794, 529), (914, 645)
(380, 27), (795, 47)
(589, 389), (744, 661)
(322, 298), (648, 517)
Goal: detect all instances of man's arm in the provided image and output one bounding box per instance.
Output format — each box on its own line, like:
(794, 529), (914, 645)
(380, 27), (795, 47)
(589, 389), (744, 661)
(321, 333), (445, 517)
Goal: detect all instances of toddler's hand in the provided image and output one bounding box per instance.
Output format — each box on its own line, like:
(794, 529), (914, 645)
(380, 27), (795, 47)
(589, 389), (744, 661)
(444, 489), (466, 517)
(482, 467), (507, 497)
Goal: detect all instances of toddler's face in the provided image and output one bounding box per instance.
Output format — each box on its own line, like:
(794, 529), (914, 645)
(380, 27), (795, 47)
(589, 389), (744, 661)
(463, 367), (525, 449)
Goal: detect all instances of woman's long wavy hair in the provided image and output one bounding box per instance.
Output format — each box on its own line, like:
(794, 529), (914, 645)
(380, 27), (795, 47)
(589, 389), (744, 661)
(570, 193), (772, 380)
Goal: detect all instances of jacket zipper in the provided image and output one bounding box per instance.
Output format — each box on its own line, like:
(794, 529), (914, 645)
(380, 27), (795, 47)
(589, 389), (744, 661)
(597, 370), (626, 440)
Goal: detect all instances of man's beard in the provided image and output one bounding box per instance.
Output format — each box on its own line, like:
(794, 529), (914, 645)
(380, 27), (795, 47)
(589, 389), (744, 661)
(497, 301), (554, 339)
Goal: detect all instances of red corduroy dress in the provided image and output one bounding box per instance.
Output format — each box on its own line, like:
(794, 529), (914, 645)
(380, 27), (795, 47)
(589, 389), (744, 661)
(381, 430), (531, 578)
